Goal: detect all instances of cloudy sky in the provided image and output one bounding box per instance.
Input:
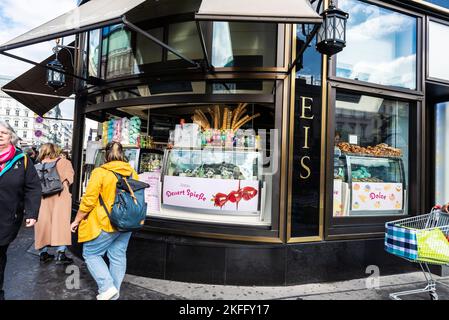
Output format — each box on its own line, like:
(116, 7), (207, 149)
(0, 0), (77, 119)
(0, 0), (77, 76)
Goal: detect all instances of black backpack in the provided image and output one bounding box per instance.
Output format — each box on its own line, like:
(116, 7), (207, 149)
(35, 159), (64, 197)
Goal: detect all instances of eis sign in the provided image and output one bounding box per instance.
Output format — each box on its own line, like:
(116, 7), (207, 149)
(296, 97), (320, 181)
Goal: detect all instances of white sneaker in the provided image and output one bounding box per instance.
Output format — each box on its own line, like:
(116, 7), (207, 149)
(96, 287), (118, 300)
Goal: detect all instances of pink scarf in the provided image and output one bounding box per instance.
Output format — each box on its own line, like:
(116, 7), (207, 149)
(0, 144), (15, 172)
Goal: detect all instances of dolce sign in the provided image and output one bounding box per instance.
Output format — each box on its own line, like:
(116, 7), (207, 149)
(352, 182), (404, 211)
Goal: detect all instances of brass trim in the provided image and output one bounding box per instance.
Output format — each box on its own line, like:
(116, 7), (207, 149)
(319, 45), (328, 240)
(286, 24), (296, 242)
(213, 67), (289, 73)
(287, 1), (328, 243)
(287, 236), (323, 243)
(141, 226), (284, 243)
(326, 232), (384, 241)
(408, 0), (449, 14)
(279, 23), (292, 243)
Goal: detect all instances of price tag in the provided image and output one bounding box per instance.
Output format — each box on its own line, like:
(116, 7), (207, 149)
(349, 135), (358, 145)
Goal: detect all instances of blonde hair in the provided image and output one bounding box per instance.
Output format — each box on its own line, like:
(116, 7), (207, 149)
(105, 141), (125, 162)
(38, 143), (59, 161)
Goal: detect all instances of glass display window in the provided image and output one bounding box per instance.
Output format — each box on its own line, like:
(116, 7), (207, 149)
(82, 100), (277, 227)
(333, 91), (410, 217)
(336, 0), (417, 90)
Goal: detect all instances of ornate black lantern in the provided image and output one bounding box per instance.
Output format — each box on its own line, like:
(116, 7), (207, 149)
(316, 0), (349, 56)
(46, 49), (65, 91)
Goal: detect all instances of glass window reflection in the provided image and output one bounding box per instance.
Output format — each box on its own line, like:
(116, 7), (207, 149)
(135, 28), (164, 66)
(102, 25), (136, 79)
(296, 24), (322, 85)
(212, 22), (277, 67)
(88, 29), (100, 78)
(168, 22), (203, 61)
(429, 21), (449, 81)
(336, 0), (417, 90)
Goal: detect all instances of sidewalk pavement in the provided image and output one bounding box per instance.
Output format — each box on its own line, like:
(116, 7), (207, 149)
(4, 227), (449, 300)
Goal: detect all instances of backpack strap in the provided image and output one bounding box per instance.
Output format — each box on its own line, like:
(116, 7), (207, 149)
(99, 194), (111, 218)
(98, 168), (129, 217)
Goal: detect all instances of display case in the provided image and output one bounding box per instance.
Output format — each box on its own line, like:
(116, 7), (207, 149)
(161, 147), (264, 215)
(93, 147), (164, 173)
(138, 148), (164, 173)
(333, 153), (406, 217)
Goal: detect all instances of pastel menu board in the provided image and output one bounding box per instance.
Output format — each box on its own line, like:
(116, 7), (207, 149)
(351, 182), (403, 211)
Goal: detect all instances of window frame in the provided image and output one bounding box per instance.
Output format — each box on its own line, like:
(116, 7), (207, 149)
(99, 15), (284, 81)
(330, 0), (424, 94)
(324, 81), (424, 240)
(77, 73), (285, 242)
(426, 16), (449, 85)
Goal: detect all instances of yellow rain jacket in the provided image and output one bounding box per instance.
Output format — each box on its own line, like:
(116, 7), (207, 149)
(78, 161), (138, 243)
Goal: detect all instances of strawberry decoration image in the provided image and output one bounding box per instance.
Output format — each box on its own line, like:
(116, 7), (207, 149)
(212, 193), (228, 208)
(211, 187), (258, 209)
(227, 190), (242, 203)
(241, 186), (257, 201)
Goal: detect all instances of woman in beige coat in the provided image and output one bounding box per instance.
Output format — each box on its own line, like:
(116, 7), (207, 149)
(34, 143), (74, 264)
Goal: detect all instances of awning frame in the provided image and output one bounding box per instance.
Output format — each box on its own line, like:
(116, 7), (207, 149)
(1, 88), (75, 100)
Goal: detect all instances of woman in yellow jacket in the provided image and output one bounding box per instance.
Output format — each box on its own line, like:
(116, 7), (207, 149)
(71, 142), (138, 300)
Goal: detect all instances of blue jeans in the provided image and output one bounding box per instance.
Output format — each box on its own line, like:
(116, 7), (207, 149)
(82, 231), (132, 295)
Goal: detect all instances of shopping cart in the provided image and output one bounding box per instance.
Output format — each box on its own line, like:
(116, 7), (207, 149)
(385, 206), (449, 300)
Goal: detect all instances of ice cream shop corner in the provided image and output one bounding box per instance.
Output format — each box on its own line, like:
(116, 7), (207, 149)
(4, 0), (449, 285)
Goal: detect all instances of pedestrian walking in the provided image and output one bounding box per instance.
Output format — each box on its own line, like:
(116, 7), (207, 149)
(34, 143), (74, 264)
(24, 147), (38, 164)
(71, 142), (139, 300)
(0, 120), (41, 300)
(60, 150), (71, 161)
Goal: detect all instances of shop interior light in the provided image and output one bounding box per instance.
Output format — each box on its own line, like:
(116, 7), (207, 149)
(316, 0), (349, 56)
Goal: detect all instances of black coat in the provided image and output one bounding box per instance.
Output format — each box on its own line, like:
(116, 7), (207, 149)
(0, 149), (42, 246)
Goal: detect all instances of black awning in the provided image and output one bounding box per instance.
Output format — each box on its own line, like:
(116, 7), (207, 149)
(1, 46), (75, 116)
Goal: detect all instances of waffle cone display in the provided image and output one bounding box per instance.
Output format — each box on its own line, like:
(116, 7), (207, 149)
(192, 103), (260, 131)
